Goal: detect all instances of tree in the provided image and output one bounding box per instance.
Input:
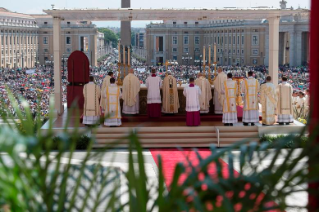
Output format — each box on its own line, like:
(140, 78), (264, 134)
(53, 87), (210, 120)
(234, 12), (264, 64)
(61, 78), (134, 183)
(98, 28), (119, 48)
(131, 32), (136, 46)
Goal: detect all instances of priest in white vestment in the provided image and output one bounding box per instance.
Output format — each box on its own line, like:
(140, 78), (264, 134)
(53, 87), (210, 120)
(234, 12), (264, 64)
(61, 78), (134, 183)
(295, 91), (306, 118)
(304, 89), (310, 117)
(195, 73), (212, 113)
(276, 76), (294, 125)
(122, 69), (141, 114)
(103, 78), (122, 126)
(221, 73), (238, 126)
(100, 72), (114, 113)
(213, 67), (227, 114)
(146, 69), (162, 118)
(241, 71), (260, 126)
(183, 78), (201, 126)
(162, 73), (180, 113)
(260, 76), (277, 126)
(83, 76), (101, 125)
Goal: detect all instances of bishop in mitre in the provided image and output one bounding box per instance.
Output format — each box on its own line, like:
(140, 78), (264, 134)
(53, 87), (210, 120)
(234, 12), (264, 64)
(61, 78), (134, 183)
(260, 76), (277, 126)
(213, 67), (227, 114)
(195, 73), (212, 113)
(221, 73), (238, 126)
(103, 78), (122, 127)
(100, 72), (114, 113)
(241, 71), (260, 126)
(162, 72), (180, 113)
(83, 76), (101, 125)
(122, 69), (141, 114)
(276, 76), (294, 125)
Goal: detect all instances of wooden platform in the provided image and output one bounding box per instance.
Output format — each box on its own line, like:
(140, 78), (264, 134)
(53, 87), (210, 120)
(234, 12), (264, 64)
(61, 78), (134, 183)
(41, 109), (305, 148)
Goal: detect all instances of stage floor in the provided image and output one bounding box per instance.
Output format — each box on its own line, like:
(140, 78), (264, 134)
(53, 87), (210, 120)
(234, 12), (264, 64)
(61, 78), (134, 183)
(44, 108), (302, 129)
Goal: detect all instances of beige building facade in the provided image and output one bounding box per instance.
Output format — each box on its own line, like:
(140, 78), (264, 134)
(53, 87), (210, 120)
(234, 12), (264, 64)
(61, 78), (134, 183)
(0, 8), (38, 68)
(33, 14), (98, 67)
(146, 16), (309, 67)
(0, 8), (103, 69)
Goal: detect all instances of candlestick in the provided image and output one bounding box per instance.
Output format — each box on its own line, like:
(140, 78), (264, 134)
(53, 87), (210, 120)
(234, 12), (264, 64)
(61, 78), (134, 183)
(128, 47), (131, 65)
(214, 43), (217, 63)
(118, 41), (121, 63)
(208, 45), (212, 84)
(203, 46), (206, 66)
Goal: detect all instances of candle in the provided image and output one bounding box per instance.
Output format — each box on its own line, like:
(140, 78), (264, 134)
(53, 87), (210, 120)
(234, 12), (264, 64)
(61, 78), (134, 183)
(123, 45), (126, 65)
(203, 46), (206, 66)
(118, 41), (121, 63)
(128, 47), (131, 65)
(208, 45), (211, 65)
(214, 43), (217, 63)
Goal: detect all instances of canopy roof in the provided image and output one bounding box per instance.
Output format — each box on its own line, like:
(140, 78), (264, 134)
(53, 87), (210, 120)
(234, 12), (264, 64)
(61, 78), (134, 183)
(43, 7), (309, 21)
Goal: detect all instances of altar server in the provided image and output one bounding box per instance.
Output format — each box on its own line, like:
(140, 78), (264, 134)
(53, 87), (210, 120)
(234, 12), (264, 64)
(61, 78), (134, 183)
(260, 76), (277, 126)
(162, 72), (180, 113)
(221, 73), (238, 126)
(122, 69), (141, 114)
(146, 68), (162, 118)
(83, 76), (101, 125)
(242, 71), (260, 126)
(213, 67), (227, 114)
(103, 78), (122, 127)
(183, 78), (202, 126)
(276, 76), (294, 125)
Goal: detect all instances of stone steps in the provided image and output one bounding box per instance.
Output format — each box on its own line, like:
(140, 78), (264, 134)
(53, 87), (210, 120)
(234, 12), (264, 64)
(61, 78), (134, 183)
(93, 126), (259, 148)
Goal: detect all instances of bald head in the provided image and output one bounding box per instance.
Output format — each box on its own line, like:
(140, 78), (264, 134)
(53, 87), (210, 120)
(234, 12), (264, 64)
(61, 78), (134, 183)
(198, 73), (203, 77)
(129, 69), (134, 74)
(218, 67), (223, 73)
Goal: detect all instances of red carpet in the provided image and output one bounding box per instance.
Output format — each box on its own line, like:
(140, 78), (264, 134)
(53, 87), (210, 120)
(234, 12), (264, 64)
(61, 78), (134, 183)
(150, 148), (281, 211)
(150, 149), (238, 187)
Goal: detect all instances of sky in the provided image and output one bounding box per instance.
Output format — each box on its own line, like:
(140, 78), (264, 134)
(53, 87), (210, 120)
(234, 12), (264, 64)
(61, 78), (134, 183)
(2, 0), (310, 28)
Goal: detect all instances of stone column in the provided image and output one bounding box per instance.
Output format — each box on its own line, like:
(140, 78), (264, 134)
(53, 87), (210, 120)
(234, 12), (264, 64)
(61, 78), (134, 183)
(268, 16), (280, 85)
(121, 0), (131, 60)
(295, 31), (302, 66)
(53, 17), (63, 115)
(288, 31), (295, 66)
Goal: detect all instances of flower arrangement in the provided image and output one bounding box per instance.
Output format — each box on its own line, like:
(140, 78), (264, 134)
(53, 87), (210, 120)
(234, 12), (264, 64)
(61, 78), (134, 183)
(298, 118), (307, 125)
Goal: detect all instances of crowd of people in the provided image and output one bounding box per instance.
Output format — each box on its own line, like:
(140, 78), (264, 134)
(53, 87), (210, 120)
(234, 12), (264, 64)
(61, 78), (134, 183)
(0, 51), (310, 120)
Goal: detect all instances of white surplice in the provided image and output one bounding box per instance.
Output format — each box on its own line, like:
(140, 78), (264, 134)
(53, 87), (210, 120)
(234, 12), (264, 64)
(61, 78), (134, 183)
(146, 75), (162, 104)
(241, 77), (260, 123)
(103, 84), (122, 126)
(183, 85), (202, 112)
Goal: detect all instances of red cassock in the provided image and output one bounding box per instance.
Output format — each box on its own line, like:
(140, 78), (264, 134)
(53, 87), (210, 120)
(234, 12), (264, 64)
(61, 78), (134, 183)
(147, 103), (161, 118)
(186, 111), (200, 126)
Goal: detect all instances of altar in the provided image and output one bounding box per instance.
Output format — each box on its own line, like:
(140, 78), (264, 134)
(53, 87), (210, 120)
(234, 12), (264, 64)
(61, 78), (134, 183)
(121, 84), (215, 115)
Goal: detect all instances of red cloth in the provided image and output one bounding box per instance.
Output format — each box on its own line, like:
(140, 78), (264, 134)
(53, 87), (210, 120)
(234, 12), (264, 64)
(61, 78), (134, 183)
(186, 111), (201, 126)
(147, 104), (161, 118)
(151, 74), (156, 77)
(189, 83), (194, 87)
(309, 0), (319, 209)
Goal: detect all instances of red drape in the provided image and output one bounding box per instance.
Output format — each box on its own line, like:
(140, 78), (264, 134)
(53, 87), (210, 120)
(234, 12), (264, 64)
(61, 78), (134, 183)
(309, 0), (319, 210)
